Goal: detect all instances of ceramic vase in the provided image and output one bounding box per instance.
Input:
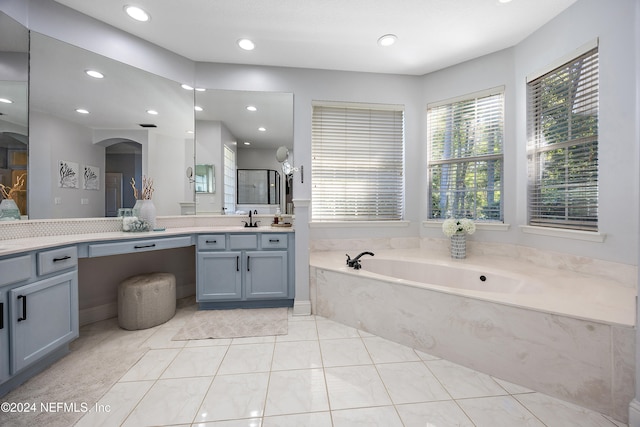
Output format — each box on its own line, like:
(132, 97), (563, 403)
(133, 199), (156, 230)
(0, 199), (21, 220)
(450, 233), (466, 259)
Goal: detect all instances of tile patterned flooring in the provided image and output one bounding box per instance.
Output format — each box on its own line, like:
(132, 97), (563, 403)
(68, 302), (626, 427)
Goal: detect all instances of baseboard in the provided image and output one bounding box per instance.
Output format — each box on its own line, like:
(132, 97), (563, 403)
(293, 299), (312, 316)
(79, 302), (118, 326)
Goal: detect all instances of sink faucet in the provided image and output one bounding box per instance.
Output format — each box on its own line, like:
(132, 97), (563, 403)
(346, 251), (374, 270)
(243, 210), (260, 228)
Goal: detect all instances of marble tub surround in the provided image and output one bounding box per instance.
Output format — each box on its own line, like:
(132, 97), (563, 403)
(310, 252), (636, 423)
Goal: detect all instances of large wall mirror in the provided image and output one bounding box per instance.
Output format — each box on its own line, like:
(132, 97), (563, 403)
(28, 32), (195, 219)
(0, 11), (29, 218)
(194, 89), (293, 215)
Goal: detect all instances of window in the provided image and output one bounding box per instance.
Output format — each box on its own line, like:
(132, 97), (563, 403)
(311, 102), (404, 221)
(223, 145), (236, 214)
(427, 88), (504, 221)
(527, 47), (598, 231)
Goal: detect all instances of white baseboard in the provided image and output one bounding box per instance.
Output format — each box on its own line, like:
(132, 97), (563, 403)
(293, 299), (312, 316)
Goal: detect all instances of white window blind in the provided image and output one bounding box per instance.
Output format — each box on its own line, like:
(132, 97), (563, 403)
(427, 89), (504, 220)
(527, 47), (598, 231)
(223, 145), (236, 214)
(312, 103), (404, 221)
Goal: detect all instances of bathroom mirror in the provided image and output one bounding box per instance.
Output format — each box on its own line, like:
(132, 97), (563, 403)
(0, 11), (29, 216)
(28, 32), (195, 219)
(195, 164), (215, 194)
(194, 89), (293, 214)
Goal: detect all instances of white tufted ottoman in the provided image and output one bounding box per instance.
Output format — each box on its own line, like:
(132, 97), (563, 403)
(118, 272), (176, 330)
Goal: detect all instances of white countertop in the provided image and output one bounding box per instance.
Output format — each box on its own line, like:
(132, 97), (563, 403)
(0, 225), (294, 257)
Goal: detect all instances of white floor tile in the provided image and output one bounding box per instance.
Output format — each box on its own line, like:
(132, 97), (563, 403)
(493, 376), (535, 395)
(316, 318), (360, 339)
(161, 346), (228, 379)
(193, 419), (262, 427)
(275, 320), (318, 342)
(396, 401), (475, 427)
(272, 340), (323, 371)
(456, 395), (545, 427)
(331, 406), (404, 427)
(263, 412), (332, 427)
(515, 392), (622, 427)
(143, 326), (187, 349)
(196, 372), (269, 422)
(362, 336), (422, 363)
(376, 361), (450, 404)
(121, 377), (213, 426)
(264, 369), (329, 416)
(324, 365), (392, 410)
(186, 337), (233, 347)
(319, 338), (373, 367)
(217, 343), (274, 374)
(426, 359), (508, 399)
(75, 380), (154, 427)
(118, 348), (181, 381)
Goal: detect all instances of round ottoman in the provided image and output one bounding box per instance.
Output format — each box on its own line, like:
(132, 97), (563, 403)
(118, 272), (176, 330)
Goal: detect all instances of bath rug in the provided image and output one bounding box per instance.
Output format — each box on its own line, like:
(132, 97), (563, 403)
(172, 307), (288, 340)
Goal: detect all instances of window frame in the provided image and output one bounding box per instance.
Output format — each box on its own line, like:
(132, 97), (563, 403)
(427, 87), (505, 222)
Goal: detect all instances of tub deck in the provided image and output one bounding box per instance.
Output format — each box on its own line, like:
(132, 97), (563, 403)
(310, 249), (636, 327)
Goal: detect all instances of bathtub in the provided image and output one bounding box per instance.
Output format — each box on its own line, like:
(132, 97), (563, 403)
(309, 249), (635, 422)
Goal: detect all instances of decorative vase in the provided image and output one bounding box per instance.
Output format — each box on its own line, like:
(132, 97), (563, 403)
(450, 233), (466, 259)
(0, 199), (21, 221)
(133, 199), (156, 230)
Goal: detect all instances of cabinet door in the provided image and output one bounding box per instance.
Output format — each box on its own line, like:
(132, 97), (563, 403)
(197, 251), (242, 301)
(245, 251), (288, 299)
(9, 271), (79, 374)
(0, 289), (8, 384)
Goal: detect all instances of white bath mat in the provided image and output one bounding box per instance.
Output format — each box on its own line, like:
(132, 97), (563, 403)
(172, 307), (288, 340)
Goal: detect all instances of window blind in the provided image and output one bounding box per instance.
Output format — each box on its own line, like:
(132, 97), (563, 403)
(527, 48), (598, 231)
(311, 103), (404, 221)
(427, 90), (504, 220)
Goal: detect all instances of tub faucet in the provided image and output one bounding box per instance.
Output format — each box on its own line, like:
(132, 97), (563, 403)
(346, 251), (374, 270)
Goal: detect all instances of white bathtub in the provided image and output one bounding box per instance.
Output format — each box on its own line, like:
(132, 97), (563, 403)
(309, 249), (636, 422)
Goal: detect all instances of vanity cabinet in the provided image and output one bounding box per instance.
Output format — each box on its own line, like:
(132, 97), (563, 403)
(197, 232), (294, 308)
(0, 247), (78, 393)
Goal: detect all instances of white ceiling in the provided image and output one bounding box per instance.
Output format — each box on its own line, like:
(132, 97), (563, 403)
(54, 0), (576, 76)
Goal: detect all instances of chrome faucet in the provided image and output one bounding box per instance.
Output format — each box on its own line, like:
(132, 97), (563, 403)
(346, 251), (374, 269)
(243, 210), (260, 228)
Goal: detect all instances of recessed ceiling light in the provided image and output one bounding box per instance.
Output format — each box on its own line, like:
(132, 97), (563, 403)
(124, 5), (150, 22)
(181, 84), (194, 90)
(498, 0), (512, 3)
(194, 106), (203, 112)
(377, 34), (397, 47)
(237, 38), (255, 51)
(0, 98), (12, 104)
(187, 130), (194, 134)
(147, 109), (158, 115)
(75, 108), (89, 114)
(243, 141), (251, 146)
(85, 69), (104, 79)
(246, 105), (257, 112)
(258, 127), (266, 132)
(195, 88), (206, 92)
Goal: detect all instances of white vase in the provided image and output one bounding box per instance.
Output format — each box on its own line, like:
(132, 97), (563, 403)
(0, 199), (21, 221)
(450, 233), (466, 259)
(133, 199), (156, 230)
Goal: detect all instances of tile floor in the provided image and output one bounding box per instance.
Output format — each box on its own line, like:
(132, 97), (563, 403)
(70, 301), (626, 427)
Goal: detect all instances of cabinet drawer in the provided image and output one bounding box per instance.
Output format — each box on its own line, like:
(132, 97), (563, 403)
(0, 255), (32, 286)
(261, 234), (288, 249)
(87, 236), (192, 257)
(229, 234), (258, 250)
(197, 234), (226, 250)
(38, 246), (78, 276)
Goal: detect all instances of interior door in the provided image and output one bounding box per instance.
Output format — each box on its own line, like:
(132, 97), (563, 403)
(105, 172), (122, 217)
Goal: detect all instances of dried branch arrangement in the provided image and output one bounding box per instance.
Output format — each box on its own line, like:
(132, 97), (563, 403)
(130, 176), (155, 200)
(0, 173), (26, 200)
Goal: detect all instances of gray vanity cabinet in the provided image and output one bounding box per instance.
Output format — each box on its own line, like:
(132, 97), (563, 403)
(197, 251), (243, 300)
(0, 246), (78, 394)
(196, 232), (294, 308)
